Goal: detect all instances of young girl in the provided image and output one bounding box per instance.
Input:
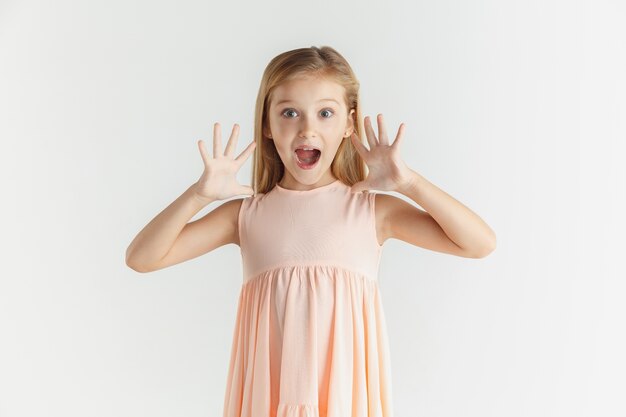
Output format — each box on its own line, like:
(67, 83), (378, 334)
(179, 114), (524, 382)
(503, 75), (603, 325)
(126, 46), (496, 417)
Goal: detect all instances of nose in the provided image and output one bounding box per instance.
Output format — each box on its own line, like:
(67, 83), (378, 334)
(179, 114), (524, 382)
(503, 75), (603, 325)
(298, 115), (317, 138)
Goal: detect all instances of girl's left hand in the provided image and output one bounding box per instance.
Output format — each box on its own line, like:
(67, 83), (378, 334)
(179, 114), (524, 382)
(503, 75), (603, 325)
(349, 114), (414, 193)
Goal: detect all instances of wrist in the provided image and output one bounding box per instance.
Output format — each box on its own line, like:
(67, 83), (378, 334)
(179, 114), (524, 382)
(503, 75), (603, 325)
(188, 182), (215, 206)
(397, 169), (424, 194)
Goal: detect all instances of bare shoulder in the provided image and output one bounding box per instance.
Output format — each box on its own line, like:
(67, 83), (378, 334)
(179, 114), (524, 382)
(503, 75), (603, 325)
(374, 192), (476, 257)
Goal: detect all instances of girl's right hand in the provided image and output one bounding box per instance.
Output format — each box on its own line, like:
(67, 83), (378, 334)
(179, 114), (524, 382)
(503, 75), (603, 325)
(193, 122), (257, 203)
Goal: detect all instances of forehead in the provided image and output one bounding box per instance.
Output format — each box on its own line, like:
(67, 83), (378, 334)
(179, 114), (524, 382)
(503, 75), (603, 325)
(270, 77), (346, 106)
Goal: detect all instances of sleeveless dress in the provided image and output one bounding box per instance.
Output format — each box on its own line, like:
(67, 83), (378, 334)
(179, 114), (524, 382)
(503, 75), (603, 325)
(222, 179), (394, 417)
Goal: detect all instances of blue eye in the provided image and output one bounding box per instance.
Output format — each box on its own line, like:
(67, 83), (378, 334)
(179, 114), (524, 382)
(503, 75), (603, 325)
(281, 108), (335, 118)
(282, 109), (297, 118)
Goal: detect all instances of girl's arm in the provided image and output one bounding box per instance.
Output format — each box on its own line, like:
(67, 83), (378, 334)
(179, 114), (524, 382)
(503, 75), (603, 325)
(351, 115), (495, 258)
(126, 123), (256, 272)
(125, 183), (212, 272)
(125, 183), (242, 273)
(381, 170), (496, 258)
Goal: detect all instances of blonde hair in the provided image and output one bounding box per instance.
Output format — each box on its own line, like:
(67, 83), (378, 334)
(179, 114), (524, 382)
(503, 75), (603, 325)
(250, 45), (368, 195)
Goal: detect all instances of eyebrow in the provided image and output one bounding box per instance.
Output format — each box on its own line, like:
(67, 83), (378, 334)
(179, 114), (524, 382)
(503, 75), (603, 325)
(275, 98), (340, 106)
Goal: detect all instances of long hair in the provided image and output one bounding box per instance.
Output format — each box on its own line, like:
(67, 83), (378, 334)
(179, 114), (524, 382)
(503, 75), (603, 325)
(251, 46), (368, 195)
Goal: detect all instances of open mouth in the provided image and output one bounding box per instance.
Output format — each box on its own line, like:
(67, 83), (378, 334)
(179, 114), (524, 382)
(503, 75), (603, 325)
(294, 149), (321, 169)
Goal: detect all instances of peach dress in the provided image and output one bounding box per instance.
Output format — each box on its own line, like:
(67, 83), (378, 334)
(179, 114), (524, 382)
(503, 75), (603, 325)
(222, 179), (394, 417)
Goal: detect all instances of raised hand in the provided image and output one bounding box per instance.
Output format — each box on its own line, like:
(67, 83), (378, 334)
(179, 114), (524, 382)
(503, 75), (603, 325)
(349, 114), (414, 193)
(193, 122), (256, 202)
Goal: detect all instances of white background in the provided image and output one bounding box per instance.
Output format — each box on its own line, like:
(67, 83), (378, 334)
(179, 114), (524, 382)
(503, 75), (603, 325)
(1, 0), (624, 416)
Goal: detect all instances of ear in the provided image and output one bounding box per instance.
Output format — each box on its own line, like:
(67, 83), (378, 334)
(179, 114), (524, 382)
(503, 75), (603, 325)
(263, 124), (273, 139)
(345, 108), (356, 137)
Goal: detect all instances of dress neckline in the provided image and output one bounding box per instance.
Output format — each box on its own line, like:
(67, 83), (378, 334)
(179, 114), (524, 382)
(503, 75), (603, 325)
(275, 179), (342, 194)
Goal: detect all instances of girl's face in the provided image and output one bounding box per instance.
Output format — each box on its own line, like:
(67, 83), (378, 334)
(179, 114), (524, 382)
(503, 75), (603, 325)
(265, 76), (355, 189)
